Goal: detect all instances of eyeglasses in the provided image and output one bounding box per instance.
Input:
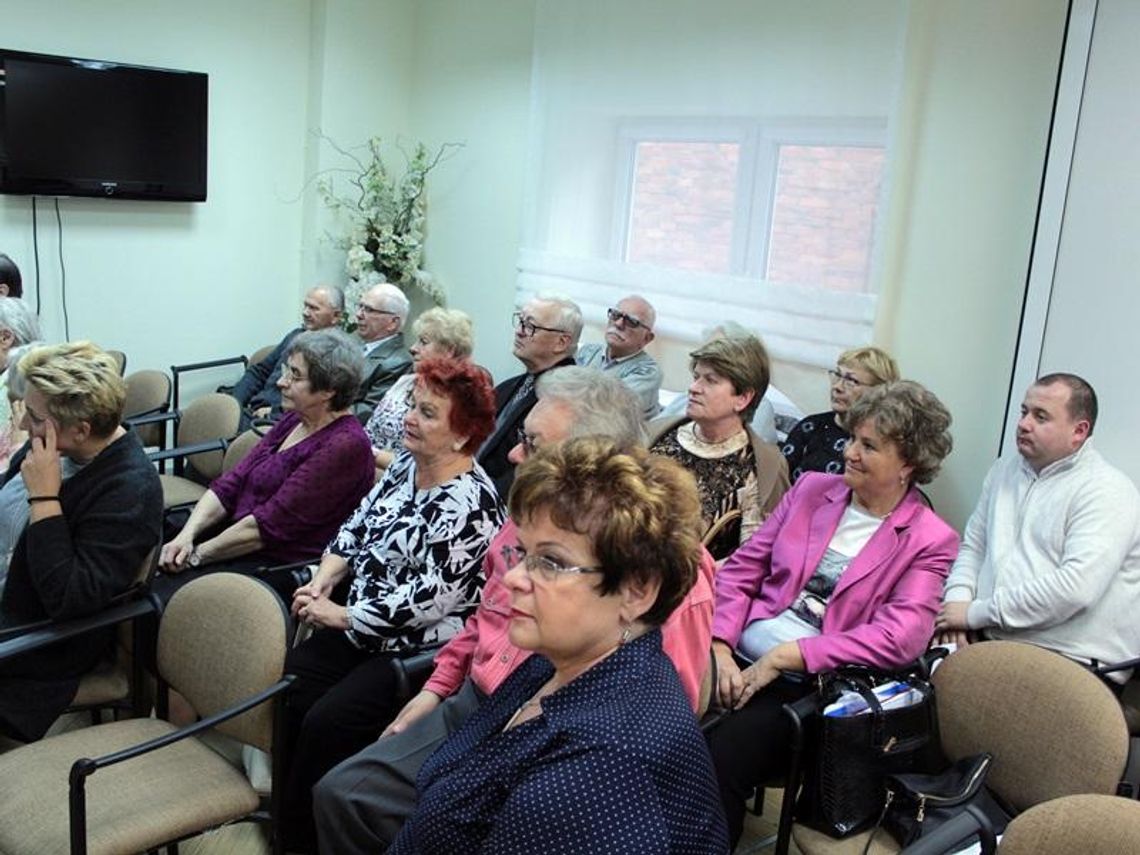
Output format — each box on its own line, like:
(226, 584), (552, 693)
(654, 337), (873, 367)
(358, 303), (397, 316)
(607, 307), (649, 331)
(514, 427), (538, 457)
(513, 312), (565, 338)
(828, 369), (865, 390)
(279, 365), (309, 385)
(501, 545), (604, 582)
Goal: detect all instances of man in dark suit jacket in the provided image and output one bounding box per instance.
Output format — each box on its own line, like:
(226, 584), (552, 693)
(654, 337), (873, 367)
(477, 295), (582, 496)
(351, 282), (414, 424)
(230, 285), (344, 426)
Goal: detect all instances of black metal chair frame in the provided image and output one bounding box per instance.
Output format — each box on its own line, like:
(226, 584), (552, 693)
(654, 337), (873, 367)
(170, 356), (249, 413)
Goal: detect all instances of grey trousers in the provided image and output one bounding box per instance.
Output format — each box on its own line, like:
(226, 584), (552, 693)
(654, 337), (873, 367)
(312, 678), (483, 854)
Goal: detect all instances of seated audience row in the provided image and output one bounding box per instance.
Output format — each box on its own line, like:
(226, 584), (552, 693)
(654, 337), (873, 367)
(313, 366), (717, 852)
(282, 357), (503, 851)
(3, 261), (1138, 855)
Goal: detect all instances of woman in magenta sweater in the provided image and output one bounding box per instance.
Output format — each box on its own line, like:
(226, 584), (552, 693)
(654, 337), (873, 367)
(157, 329), (373, 586)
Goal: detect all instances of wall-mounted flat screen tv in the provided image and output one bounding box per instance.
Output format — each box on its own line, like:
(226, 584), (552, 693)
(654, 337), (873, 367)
(0, 49), (207, 202)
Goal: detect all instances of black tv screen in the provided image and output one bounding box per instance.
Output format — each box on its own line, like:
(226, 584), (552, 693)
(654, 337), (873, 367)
(0, 49), (207, 202)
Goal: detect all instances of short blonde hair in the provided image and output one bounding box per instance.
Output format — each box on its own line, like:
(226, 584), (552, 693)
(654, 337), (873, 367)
(413, 308), (474, 360)
(20, 341), (126, 437)
(838, 346), (899, 386)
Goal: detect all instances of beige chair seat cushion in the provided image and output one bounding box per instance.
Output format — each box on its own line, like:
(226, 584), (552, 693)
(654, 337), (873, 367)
(159, 473), (209, 509)
(0, 718), (260, 855)
(792, 824), (900, 855)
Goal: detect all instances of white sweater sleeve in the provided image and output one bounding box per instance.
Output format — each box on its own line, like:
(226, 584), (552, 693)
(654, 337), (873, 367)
(943, 463), (997, 603)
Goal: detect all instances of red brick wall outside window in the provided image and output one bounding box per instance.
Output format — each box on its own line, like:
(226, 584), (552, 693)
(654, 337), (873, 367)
(625, 140), (884, 292)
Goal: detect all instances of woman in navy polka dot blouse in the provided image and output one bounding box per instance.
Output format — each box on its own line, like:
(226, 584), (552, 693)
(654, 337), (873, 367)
(390, 437), (729, 854)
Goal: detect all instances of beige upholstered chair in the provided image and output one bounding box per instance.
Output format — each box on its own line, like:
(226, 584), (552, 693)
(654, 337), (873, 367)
(123, 369), (172, 449)
(153, 392), (241, 509)
(0, 573), (293, 855)
(789, 641), (1132, 855)
(67, 546), (160, 724)
(105, 350), (127, 377)
(999, 793), (1140, 853)
(222, 427), (266, 473)
(248, 343), (277, 368)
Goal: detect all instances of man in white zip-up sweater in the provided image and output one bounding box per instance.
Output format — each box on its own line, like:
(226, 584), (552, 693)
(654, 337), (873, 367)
(935, 373), (1140, 681)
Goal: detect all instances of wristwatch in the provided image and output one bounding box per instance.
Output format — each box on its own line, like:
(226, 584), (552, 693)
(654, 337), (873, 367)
(188, 546), (202, 568)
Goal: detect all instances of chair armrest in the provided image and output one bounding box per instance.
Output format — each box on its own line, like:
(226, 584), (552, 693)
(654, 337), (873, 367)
(171, 356), (248, 410)
(126, 410), (178, 430)
(1095, 656), (1140, 676)
(73, 675), (295, 776)
(900, 804), (997, 855)
(147, 438), (229, 466)
(391, 645), (444, 703)
(0, 596), (158, 661)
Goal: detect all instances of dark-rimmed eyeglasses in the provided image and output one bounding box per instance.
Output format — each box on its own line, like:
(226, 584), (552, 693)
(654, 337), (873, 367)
(513, 312), (566, 338)
(514, 427), (538, 457)
(607, 307), (649, 331)
(500, 545), (604, 582)
(828, 369), (865, 390)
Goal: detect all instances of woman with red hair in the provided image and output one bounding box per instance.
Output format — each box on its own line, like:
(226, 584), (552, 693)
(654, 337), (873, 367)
(282, 357), (505, 851)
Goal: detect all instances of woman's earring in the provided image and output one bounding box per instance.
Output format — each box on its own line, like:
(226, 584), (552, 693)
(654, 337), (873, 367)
(619, 624), (632, 645)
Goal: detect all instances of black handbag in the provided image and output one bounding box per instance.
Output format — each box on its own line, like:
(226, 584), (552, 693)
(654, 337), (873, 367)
(861, 753), (1010, 854)
(796, 667), (941, 838)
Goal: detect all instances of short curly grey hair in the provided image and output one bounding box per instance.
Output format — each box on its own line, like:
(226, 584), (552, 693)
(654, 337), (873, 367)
(844, 380), (953, 485)
(286, 329), (365, 411)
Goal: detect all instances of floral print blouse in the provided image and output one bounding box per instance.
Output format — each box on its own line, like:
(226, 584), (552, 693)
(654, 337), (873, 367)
(330, 449), (505, 653)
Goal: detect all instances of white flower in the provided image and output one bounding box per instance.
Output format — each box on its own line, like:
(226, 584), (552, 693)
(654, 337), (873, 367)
(346, 244), (375, 279)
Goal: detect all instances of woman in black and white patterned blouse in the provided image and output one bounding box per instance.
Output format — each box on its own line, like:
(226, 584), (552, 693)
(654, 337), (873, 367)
(281, 357), (505, 852)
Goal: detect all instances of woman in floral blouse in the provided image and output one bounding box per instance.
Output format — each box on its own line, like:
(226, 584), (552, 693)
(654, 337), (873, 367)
(282, 356), (504, 852)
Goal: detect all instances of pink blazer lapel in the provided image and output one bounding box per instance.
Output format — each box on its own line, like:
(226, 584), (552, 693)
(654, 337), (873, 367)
(801, 480), (851, 579)
(830, 488), (925, 598)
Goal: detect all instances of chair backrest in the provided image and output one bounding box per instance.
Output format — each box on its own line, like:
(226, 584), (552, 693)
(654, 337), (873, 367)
(157, 573), (289, 753)
(248, 343), (277, 367)
(222, 428), (264, 474)
(123, 370), (172, 448)
(933, 641), (1129, 812)
(999, 793), (1140, 853)
(177, 393), (241, 481)
(106, 349), (127, 376)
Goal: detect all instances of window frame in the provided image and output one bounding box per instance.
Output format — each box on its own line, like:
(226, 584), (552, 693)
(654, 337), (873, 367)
(615, 117), (889, 292)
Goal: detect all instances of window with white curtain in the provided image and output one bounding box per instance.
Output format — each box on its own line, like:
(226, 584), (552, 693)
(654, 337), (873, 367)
(616, 120), (887, 292)
(517, 0), (907, 368)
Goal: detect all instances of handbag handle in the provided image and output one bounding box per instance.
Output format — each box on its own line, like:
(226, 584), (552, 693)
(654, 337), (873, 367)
(829, 674), (934, 751)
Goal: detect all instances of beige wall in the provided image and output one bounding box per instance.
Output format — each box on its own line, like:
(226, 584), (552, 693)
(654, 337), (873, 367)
(402, 0), (539, 383)
(878, 0), (1067, 526)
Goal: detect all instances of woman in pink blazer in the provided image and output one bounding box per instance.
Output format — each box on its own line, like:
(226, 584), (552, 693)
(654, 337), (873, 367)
(705, 380), (959, 846)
